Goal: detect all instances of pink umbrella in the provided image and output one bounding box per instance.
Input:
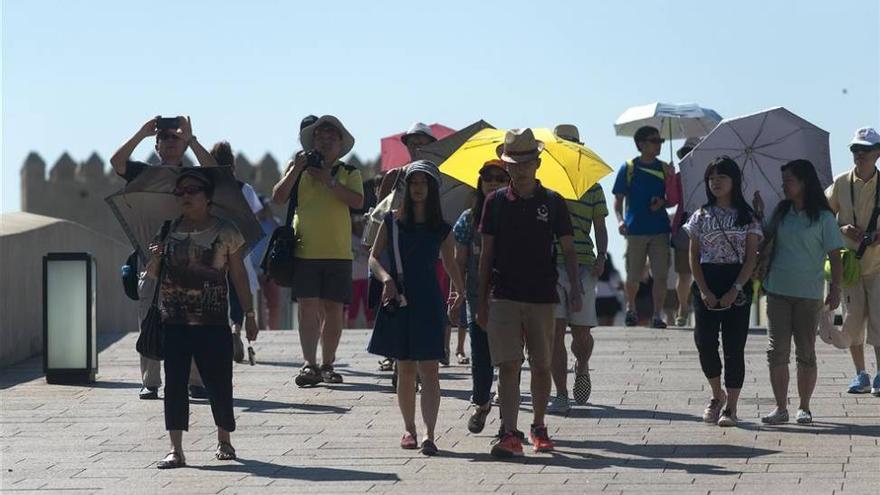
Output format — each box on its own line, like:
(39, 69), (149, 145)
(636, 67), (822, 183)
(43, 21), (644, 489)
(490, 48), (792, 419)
(380, 123), (456, 171)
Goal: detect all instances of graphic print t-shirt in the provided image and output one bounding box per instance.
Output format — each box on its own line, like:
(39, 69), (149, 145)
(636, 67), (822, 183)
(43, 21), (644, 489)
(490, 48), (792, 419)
(683, 206), (762, 264)
(159, 218), (246, 326)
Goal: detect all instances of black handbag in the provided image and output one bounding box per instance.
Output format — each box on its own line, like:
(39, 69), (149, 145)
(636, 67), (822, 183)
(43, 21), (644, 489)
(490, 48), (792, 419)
(367, 215), (410, 358)
(260, 173), (303, 288)
(136, 220), (172, 361)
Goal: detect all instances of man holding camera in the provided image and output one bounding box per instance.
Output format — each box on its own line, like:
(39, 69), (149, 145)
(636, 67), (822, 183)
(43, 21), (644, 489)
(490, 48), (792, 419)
(826, 127), (880, 396)
(110, 116), (217, 400)
(272, 115), (364, 387)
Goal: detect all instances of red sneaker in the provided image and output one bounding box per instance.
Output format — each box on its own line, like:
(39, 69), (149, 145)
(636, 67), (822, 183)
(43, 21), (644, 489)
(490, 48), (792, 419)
(529, 424), (554, 453)
(490, 430), (524, 458)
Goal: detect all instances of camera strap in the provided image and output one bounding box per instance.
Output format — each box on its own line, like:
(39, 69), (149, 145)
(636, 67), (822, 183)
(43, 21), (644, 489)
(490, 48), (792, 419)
(849, 168), (880, 230)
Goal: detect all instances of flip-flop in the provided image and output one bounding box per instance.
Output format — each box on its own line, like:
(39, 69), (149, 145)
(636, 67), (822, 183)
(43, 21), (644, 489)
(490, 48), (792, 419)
(456, 352), (470, 365)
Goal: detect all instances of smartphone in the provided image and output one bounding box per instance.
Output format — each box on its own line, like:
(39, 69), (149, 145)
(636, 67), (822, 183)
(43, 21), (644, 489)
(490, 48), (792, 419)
(156, 117), (180, 130)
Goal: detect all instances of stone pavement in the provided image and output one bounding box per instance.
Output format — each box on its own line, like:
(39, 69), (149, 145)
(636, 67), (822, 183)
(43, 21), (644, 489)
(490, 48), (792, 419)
(1, 326), (878, 494)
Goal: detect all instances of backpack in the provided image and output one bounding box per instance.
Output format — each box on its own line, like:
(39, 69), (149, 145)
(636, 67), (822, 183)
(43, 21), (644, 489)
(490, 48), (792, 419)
(121, 251), (139, 301)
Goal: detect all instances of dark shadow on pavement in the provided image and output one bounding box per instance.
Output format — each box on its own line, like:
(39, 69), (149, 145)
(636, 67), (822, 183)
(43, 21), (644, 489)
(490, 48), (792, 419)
(737, 420), (880, 438)
(0, 332), (130, 389)
(566, 403), (702, 422)
(197, 457), (400, 481)
(234, 397), (350, 415)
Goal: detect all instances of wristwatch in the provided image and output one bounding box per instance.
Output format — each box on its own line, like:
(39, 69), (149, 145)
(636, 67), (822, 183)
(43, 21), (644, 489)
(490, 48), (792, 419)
(734, 283), (743, 293)
(189, 135), (198, 144)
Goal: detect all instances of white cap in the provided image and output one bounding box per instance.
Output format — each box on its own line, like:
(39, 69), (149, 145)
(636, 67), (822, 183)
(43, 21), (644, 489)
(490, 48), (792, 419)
(850, 127), (880, 147)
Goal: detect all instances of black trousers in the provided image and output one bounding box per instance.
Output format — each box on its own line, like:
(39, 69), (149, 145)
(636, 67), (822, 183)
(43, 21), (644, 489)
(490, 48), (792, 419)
(692, 264), (751, 390)
(163, 324), (235, 432)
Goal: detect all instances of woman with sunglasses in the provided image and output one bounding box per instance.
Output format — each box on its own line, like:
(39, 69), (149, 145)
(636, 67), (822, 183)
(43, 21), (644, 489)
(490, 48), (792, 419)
(146, 169), (258, 468)
(684, 157), (762, 427)
(452, 159), (510, 434)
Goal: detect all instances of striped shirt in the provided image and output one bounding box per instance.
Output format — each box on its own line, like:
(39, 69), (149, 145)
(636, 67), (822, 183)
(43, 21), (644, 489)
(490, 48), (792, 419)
(556, 183), (608, 266)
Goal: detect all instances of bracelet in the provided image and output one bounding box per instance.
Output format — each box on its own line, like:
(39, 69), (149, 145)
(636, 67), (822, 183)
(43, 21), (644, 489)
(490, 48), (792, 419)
(244, 310), (256, 318)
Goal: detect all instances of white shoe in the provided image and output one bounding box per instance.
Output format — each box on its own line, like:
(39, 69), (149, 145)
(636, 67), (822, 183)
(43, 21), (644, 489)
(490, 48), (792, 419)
(761, 408), (789, 424)
(547, 395), (570, 415)
(795, 409), (813, 424)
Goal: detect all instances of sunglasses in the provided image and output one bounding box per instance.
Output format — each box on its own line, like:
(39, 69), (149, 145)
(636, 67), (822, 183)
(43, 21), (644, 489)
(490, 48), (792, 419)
(643, 137), (665, 145)
(480, 173), (509, 182)
(850, 145), (877, 154)
(173, 185), (206, 197)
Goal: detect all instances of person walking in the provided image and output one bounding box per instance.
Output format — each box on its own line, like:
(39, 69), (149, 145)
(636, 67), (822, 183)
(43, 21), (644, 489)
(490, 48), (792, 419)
(758, 159), (844, 425)
(684, 157), (762, 427)
(367, 161), (464, 455)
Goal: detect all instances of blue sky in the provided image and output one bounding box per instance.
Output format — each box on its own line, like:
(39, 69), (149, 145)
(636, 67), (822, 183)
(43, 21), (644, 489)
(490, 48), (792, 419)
(2, 0), (878, 260)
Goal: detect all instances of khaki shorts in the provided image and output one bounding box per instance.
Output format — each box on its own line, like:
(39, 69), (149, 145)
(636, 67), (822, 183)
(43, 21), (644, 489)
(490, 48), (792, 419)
(766, 292), (822, 369)
(842, 272), (880, 347)
(626, 234), (670, 283)
(674, 246), (691, 275)
(486, 299), (555, 368)
(554, 266), (598, 327)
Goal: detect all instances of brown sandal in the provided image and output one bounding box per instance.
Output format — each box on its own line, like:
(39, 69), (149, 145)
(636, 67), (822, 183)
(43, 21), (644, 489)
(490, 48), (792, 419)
(215, 441), (236, 461)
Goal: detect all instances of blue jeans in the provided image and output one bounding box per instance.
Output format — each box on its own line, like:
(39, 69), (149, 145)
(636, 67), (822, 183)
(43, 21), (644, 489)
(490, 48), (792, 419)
(469, 322), (494, 406)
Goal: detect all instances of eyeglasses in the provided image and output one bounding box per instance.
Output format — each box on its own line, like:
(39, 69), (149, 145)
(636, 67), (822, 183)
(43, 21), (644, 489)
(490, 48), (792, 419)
(850, 145), (877, 154)
(173, 185), (206, 197)
(480, 173), (509, 182)
(643, 137), (665, 145)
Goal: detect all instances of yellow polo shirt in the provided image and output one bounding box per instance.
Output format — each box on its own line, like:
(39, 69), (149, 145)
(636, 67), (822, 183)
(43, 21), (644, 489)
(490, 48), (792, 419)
(827, 168), (880, 275)
(293, 162), (363, 260)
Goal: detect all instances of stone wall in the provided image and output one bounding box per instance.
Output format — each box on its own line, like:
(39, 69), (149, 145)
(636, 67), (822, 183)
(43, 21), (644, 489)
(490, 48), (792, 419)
(0, 213), (138, 367)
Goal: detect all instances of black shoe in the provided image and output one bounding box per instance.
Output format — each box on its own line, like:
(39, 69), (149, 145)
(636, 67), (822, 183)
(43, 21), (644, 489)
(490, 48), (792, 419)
(189, 385), (208, 399)
(468, 404), (491, 434)
(624, 310), (638, 327)
(650, 317), (667, 329)
(139, 387), (159, 400)
(294, 365), (323, 388)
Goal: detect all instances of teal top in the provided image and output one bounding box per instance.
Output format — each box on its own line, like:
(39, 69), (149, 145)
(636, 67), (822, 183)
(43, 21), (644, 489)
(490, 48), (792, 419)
(764, 208), (843, 300)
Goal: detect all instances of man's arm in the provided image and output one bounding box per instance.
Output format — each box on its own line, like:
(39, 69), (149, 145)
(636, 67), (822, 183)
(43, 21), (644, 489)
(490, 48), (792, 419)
(177, 116), (217, 167)
(476, 234), (495, 329)
(613, 193), (627, 236)
(110, 117), (157, 177)
(592, 214), (608, 277)
(305, 167), (364, 209)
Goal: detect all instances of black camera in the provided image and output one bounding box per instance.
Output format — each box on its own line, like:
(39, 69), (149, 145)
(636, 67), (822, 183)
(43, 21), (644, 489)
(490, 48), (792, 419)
(156, 116), (180, 130)
(856, 232), (875, 259)
(305, 150), (324, 168)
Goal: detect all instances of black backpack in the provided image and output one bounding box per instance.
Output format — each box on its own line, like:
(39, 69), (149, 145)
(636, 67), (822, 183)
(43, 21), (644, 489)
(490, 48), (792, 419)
(121, 251), (139, 301)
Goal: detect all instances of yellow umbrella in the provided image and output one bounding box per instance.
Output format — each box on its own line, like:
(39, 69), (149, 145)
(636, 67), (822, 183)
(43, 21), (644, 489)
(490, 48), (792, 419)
(438, 128), (612, 200)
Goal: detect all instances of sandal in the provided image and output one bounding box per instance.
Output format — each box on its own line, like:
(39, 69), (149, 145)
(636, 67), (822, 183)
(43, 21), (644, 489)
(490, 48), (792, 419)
(294, 365), (322, 388)
(156, 451), (186, 469)
(320, 364), (343, 384)
(420, 439), (438, 456)
(456, 352), (470, 365)
(400, 432), (418, 450)
(215, 441), (237, 461)
(378, 358), (394, 372)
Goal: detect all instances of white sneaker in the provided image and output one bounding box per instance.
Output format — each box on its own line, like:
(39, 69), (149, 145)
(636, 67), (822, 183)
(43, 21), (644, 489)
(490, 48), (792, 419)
(547, 395), (570, 415)
(795, 409), (813, 424)
(761, 408), (789, 424)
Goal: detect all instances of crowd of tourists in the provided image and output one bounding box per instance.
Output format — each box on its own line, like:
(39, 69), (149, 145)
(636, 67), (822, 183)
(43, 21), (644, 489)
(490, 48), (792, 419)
(112, 115), (880, 467)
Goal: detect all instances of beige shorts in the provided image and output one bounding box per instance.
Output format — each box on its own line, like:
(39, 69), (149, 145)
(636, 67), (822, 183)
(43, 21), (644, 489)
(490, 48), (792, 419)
(486, 299), (555, 368)
(842, 272), (880, 347)
(554, 266), (598, 327)
(766, 292), (822, 369)
(625, 234), (670, 283)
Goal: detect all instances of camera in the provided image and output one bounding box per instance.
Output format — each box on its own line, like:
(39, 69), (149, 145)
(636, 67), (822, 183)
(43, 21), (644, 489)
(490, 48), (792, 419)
(856, 231), (875, 259)
(156, 116), (180, 130)
(305, 150), (324, 168)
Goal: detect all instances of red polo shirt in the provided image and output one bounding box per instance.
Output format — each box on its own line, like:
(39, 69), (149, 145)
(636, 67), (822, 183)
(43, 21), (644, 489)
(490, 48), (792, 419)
(479, 181), (573, 303)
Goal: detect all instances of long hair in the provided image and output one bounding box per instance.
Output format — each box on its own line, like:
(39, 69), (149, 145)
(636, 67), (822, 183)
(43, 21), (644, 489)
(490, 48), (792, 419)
(702, 156), (755, 226)
(210, 141), (235, 167)
(398, 172), (445, 232)
(771, 159), (832, 224)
